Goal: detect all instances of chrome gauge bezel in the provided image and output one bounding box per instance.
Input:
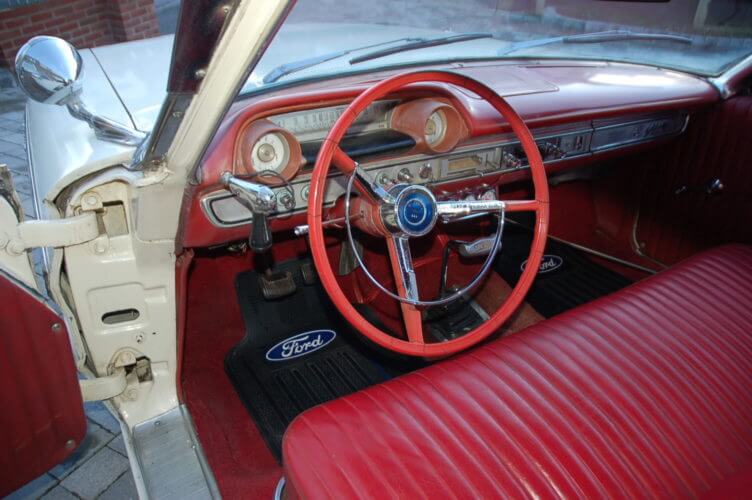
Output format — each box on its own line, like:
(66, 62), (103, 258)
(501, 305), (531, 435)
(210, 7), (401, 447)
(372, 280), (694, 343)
(251, 132), (291, 175)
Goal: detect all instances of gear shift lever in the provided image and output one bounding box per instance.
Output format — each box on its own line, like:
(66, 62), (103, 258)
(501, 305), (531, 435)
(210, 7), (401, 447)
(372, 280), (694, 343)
(222, 172), (277, 252)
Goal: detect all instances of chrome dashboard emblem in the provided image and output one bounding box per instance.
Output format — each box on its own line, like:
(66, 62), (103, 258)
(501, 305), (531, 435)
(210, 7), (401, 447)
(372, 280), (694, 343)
(265, 330), (336, 362)
(521, 254), (564, 274)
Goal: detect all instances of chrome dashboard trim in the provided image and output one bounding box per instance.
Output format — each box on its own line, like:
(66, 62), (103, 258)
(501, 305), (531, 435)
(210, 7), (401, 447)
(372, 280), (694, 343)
(590, 113), (689, 152)
(202, 111), (689, 228)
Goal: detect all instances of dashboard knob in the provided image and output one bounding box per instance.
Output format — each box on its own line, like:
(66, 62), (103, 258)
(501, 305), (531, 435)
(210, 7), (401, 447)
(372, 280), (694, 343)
(397, 168), (413, 183)
(377, 172), (392, 187)
(277, 192), (295, 210)
(501, 151), (522, 169)
(257, 143), (276, 163)
(419, 164), (432, 179)
(538, 141), (565, 160)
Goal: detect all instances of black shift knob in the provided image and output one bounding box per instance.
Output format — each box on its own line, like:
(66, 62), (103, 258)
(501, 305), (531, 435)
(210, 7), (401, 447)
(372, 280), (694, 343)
(250, 212), (273, 253)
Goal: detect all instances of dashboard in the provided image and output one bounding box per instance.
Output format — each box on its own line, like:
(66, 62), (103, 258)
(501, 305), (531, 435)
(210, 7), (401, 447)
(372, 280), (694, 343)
(204, 102), (687, 228)
(183, 61), (717, 248)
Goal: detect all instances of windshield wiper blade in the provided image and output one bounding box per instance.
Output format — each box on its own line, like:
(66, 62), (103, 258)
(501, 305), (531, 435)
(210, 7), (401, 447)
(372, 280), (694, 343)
(498, 30), (692, 56)
(349, 32), (495, 65)
(263, 37), (422, 83)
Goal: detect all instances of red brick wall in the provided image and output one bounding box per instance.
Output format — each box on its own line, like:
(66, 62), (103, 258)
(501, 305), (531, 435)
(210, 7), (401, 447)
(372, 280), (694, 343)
(108, 0), (160, 40)
(0, 0), (159, 69)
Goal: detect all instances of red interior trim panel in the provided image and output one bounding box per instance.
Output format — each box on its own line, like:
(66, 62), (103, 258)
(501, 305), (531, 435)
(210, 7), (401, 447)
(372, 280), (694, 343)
(0, 273), (86, 497)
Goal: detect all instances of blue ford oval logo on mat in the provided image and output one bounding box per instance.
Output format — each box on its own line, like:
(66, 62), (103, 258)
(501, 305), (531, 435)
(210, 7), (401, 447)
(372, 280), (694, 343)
(265, 330), (336, 362)
(520, 254), (564, 274)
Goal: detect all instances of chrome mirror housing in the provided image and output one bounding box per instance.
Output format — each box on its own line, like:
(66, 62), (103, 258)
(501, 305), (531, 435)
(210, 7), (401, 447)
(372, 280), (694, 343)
(15, 36), (83, 105)
(14, 36), (145, 147)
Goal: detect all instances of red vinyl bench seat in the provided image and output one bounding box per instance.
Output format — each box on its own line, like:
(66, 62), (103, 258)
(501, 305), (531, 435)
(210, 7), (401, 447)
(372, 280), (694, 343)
(283, 245), (752, 499)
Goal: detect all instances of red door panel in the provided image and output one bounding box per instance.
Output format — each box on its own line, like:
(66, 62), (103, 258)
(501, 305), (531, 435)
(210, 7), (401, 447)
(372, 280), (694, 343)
(636, 96), (752, 264)
(0, 270), (86, 497)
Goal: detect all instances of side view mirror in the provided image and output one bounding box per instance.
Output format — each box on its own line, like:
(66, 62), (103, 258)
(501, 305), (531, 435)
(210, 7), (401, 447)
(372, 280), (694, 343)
(14, 36), (145, 147)
(15, 35), (83, 106)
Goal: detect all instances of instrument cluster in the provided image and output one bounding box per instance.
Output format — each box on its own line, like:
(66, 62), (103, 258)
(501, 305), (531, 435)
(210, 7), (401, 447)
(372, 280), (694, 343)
(232, 98), (469, 185)
(209, 107), (689, 228)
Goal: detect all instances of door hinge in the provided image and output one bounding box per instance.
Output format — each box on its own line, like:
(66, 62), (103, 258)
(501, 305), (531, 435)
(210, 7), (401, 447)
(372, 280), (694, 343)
(80, 367), (127, 402)
(4, 212), (99, 255)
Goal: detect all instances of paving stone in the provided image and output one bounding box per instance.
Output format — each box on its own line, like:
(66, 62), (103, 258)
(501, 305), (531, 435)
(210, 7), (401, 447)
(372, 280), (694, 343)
(21, 193), (36, 219)
(107, 434), (128, 457)
(40, 485), (78, 499)
(1, 109), (25, 122)
(1, 154), (29, 173)
(5, 473), (57, 499)
(98, 471), (138, 500)
(0, 118), (25, 133)
(0, 100), (25, 113)
(0, 68), (16, 89)
(84, 401), (122, 434)
(49, 421), (113, 480)
(1, 131), (26, 147)
(12, 175), (32, 196)
(60, 447), (129, 500)
(0, 139), (27, 160)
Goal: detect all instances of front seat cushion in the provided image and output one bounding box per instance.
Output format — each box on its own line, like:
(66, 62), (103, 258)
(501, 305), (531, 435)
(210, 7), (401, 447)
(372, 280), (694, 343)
(283, 245), (752, 499)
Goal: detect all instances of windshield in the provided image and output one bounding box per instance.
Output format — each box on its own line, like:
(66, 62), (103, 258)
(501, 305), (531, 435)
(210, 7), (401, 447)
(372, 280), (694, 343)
(243, 0), (752, 94)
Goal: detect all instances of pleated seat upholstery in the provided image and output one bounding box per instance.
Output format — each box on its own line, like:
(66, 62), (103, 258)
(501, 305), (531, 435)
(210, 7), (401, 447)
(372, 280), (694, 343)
(282, 245), (752, 499)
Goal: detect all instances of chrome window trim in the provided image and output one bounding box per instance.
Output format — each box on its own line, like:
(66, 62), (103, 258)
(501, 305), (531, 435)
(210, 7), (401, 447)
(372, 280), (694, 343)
(709, 53), (752, 99)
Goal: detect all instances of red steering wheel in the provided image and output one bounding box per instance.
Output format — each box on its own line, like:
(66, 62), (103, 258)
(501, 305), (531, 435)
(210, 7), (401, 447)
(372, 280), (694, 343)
(308, 71), (549, 357)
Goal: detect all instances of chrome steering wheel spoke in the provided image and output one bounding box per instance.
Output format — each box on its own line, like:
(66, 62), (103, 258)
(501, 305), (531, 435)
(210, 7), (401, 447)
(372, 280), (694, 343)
(390, 236), (419, 302)
(437, 199), (505, 223)
(332, 146), (391, 204)
(354, 166), (393, 203)
(343, 170), (507, 309)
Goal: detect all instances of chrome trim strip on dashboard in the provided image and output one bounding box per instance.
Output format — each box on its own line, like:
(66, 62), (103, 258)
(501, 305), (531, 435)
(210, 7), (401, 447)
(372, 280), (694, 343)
(590, 113), (689, 151)
(202, 111), (689, 228)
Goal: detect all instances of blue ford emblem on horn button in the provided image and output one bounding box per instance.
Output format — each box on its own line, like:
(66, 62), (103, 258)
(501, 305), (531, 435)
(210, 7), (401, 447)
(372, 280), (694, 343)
(396, 189), (436, 236)
(520, 254), (564, 274)
(265, 330), (336, 361)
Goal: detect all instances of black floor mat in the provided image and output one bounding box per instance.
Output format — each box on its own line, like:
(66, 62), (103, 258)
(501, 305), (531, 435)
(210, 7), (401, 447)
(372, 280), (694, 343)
(495, 224), (632, 318)
(225, 260), (395, 460)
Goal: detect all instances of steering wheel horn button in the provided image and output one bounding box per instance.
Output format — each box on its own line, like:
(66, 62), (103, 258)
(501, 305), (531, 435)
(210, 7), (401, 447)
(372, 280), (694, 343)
(382, 184), (438, 237)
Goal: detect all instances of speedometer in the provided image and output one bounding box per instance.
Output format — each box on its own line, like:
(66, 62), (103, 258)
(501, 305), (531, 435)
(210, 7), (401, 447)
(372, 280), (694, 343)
(268, 101), (395, 141)
(425, 111), (447, 147)
(252, 132), (290, 174)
